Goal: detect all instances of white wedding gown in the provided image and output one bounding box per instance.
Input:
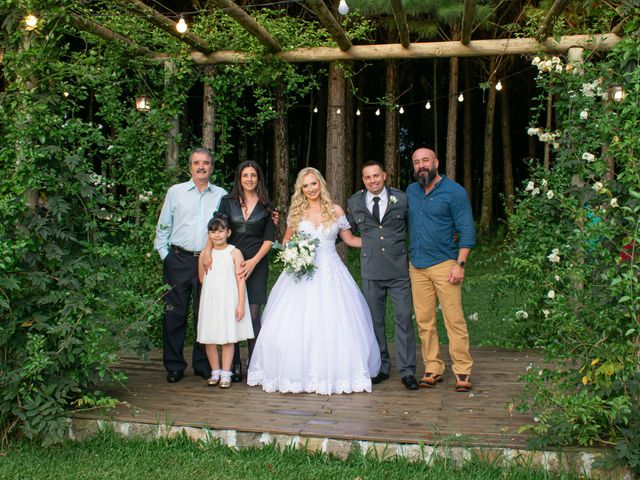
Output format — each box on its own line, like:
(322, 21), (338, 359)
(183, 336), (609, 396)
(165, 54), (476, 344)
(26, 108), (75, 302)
(247, 216), (381, 394)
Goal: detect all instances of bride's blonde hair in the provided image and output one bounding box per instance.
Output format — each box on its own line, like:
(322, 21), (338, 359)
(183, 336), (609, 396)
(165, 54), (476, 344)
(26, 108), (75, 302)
(288, 167), (336, 232)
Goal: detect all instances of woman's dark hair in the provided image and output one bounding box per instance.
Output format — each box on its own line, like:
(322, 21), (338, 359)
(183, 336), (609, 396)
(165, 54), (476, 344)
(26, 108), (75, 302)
(208, 212), (229, 231)
(229, 160), (273, 213)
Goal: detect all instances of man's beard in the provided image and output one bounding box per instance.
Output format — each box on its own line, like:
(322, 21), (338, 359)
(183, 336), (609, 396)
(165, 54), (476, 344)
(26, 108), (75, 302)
(414, 166), (437, 186)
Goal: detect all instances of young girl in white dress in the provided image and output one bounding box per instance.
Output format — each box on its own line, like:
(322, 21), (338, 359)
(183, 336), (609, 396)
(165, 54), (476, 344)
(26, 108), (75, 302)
(197, 214), (254, 388)
(247, 168), (381, 394)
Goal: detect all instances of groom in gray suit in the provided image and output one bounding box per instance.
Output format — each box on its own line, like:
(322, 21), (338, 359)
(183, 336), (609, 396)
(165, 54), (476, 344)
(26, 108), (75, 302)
(347, 161), (418, 390)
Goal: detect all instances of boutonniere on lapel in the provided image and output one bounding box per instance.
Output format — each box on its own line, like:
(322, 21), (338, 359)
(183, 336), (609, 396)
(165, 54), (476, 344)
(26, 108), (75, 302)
(389, 195), (398, 205)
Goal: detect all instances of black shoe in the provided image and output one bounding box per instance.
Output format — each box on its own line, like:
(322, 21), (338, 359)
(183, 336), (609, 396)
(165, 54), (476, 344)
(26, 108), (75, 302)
(166, 371), (184, 383)
(231, 363), (242, 382)
(371, 372), (390, 385)
(194, 370), (210, 379)
(401, 375), (419, 390)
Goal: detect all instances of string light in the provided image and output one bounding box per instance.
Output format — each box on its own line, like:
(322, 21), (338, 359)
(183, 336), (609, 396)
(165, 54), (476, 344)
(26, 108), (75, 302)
(399, 106), (404, 114)
(176, 15), (188, 33)
(425, 101), (431, 110)
(24, 14), (38, 30)
(356, 109), (361, 116)
(375, 108), (381, 116)
(336, 107), (341, 114)
(338, 0), (349, 15)
(495, 80), (503, 91)
(458, 93), (464, 102)
(313, 107), (318, 113)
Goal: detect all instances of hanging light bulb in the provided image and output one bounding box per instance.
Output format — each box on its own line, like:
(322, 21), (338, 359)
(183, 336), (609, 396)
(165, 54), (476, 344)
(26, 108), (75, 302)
(399, 106), (405, 114)
(176, 15), (188, 33)
(425, 101), (431, 110)
(458, 93), (464, 102)
(495, 80), (503, 91)
(313, 107), (318, 113)
(356, 109), (361, 116)
(24, 14), (38, 30)
(375, 108), (381, 116)
(338, 0), (349, 16)
(336, 107), (342, 114)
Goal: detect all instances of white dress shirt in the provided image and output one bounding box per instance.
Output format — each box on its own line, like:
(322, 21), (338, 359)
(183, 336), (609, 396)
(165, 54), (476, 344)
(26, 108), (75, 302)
(365, 189), (388, 221)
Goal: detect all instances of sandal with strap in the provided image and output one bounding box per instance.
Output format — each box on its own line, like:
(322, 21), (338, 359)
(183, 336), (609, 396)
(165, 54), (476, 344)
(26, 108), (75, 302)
(455, 374), (472, 392)
(207, 370), (221, 387)
(419, 373), (443, 388)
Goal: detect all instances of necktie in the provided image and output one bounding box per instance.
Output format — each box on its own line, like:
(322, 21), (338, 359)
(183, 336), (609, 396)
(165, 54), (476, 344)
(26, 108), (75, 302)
(372, 196), (381, 223)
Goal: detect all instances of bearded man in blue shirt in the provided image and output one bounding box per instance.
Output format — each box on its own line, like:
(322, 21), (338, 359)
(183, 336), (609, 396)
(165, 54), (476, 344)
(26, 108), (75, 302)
(154, 147), (227, 383)
(407, 147), (475, 393)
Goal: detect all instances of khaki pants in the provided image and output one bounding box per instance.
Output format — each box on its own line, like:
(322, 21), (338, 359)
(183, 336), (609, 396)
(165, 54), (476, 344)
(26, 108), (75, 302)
(409, 260), (473, 376)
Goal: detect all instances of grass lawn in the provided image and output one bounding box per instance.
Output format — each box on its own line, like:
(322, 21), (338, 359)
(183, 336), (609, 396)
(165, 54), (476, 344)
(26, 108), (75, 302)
(0, 431), (579, 480)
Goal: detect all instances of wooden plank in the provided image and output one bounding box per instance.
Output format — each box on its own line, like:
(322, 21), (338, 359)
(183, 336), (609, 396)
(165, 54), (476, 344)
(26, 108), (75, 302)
(208, 0), (281, 53)
(70, 14), (153, 56)
(74, 346), (545, 449)
(390, 0), (410, 49)
(305, 0), (352, 51)
(183, 34), (621, 65)
(461, 0), (477, 45)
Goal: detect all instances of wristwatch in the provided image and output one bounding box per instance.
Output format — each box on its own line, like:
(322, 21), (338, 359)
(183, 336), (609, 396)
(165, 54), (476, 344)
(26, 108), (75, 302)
(457, 260), (466, 268)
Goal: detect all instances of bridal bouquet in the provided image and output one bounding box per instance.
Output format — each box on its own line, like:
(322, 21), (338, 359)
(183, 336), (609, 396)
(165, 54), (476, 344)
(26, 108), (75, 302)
(272, 232), (320, 281)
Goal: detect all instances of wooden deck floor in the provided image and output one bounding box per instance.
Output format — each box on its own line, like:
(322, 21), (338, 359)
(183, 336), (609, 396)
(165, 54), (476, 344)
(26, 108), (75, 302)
(74, 345), (541, 449)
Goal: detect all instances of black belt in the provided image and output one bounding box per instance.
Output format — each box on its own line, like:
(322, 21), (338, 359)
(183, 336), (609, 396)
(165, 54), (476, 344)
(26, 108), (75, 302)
(172, 245), (200, 257)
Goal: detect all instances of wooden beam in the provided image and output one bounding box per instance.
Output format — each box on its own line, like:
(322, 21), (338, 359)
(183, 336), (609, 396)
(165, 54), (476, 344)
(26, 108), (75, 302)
(537, 0), (571, 40)
(116, 0), (212, 54)
(209, 0), (281, 53)
(461, 0), (477, 45)
(390, 0), (410, 48)
(70, 14), (154, 56)
(182, 33), (621, 65)
(305, 0), (352, 51)
(0, 49), (4, 64)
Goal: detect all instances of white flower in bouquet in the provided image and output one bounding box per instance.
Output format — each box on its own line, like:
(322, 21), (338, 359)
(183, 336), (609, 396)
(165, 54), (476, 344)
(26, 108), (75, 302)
(272, 232), (320, 281)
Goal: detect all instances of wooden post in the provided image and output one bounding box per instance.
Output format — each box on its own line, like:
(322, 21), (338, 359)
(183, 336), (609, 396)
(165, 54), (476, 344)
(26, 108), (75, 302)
(446, 57), (459, 181)
(202, 66), (216, 157)
(164, 61), (179, 170)
(463, 59), (473, 199)
(384, 60), (399, 188)
(501, 87), (514, 213)
(273, 85), (289, 241)
(479, 57), (497, 237)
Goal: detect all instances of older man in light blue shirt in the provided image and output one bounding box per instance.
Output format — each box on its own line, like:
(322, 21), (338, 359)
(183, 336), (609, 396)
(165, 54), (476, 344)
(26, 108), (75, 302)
(154, 147), (227, 383)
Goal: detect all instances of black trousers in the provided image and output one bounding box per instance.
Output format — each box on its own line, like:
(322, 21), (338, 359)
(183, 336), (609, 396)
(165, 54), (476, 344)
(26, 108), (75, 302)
(162, 249), (209, 374)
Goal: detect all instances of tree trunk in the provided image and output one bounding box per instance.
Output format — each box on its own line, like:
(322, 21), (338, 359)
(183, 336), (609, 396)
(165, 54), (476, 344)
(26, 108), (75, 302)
(446, 56), (459, 180)
(384, 60), (399, 187)
(433, 60), (439, 154)
(354, 95), (364, 192)
(326, 62), (347, 259)
(479, 58), (497, 237)
(164, 61), (179, 170)
(344, 64), (354, 196)
(202, 66), (216, 155)
(501, 90), (514, 214)
(463, 59), (472, 198)
(273, 85), (289, 241)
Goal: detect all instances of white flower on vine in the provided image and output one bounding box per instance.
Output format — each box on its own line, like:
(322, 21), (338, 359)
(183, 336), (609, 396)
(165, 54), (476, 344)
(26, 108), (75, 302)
(541, 179), (548, 187)
(555, 64), (563, 73)
(525, 181), (535, 191)
(467, 312), (478, 321)
(547, 248), (560, 263)
(610, 198), (619, 208)
(555, 275), (560, 282)
(592, 181), (604, 192)
(582, 152), (595, 163)
(532, 56), (541, 66)
(531, 187), (540, 196)
(527, 127), (541, 137)
(515, 310), (529, 319)
(542, 309), (550, 318)
(546, 190), (554, 199)
(547, 289), (556, 299)
(580, 110), (588, 120)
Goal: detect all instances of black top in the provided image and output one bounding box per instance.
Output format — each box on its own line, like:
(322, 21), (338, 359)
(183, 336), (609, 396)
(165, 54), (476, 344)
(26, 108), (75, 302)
(217, 195), (275, 304)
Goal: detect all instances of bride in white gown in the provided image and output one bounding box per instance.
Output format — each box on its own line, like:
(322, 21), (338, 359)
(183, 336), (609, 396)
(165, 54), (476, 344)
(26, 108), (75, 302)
(247, 168), (381, 394)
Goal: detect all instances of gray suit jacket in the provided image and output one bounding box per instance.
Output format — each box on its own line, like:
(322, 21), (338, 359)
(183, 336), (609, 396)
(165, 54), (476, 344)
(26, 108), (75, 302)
(347, 187), (409, 281)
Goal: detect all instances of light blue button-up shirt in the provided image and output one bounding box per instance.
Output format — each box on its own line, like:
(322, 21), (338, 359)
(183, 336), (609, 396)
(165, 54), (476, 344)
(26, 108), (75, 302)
(154, 179), (227, 260)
